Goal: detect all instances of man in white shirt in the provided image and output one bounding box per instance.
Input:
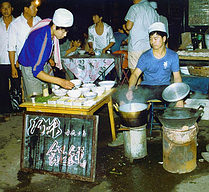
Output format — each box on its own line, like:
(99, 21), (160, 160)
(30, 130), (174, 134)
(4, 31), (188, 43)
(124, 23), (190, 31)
(150, 1), (169, 38)
(0, 0), (14, 120)
(88, 12), (115, 55)
(8, 0), (41, 79)
(8, 0), (41, 99)
(124, 0), (159, 74)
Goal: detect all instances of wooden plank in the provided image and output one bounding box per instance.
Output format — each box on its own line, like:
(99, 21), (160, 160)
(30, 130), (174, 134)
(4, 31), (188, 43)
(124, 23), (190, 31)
(20, 112), (99, 182)
(179, 55), (209, 61)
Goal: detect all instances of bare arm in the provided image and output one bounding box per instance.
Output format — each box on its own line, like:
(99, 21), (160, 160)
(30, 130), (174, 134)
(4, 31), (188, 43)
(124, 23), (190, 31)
(102, 42), (115, 53)
(128, 68), (142, 89)
(173, 71), (184, 107)
(126, 68), (142, 100)
(88, 42), (94, 54)
(9, 51), (18, 78)
(173, 71), (182, 83)
(37, 71), (74, 89)
(125, 20), (134, 31)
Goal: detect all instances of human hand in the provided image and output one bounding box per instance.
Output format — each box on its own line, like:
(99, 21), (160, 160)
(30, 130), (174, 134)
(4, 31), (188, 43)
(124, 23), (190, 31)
(11, 66), (18, 78)
(102, 49), (106, 54)
(49, 58), (55, 67)
(69, 41), (74, 48)
(88, 48), (95, 55)
(126, 89), (133, 101)
(175, 100), (184, 107)
(16, 61), (19, 68)
(59, 79), (75, 89)
(74, 40), (81, 48)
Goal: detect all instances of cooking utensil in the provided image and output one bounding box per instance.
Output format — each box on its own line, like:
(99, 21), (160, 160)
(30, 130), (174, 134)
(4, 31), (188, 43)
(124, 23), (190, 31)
(157, 105), (204, 128)
(162, 82), (190, 102)
(114, 103), (148, 127)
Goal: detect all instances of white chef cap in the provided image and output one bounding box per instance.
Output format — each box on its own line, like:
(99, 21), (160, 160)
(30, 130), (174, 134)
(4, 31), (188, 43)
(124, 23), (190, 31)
(52, 8), (73, 27)
(148, 22), (167, 34)
(150, 1), (158, 9)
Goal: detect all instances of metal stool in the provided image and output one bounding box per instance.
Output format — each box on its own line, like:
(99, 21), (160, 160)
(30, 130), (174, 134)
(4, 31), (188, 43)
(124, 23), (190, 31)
(147, 99), (167, 136)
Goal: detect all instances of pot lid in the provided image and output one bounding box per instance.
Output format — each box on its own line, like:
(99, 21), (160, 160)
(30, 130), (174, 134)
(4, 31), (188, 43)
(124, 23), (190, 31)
(162, 83), (190, 102)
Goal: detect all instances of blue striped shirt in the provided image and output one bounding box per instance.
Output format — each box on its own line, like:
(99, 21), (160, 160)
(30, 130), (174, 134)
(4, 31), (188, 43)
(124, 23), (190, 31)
(18, 25), (53, 77)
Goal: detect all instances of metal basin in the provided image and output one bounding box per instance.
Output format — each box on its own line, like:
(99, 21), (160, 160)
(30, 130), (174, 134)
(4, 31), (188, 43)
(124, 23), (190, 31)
(114, 103), (148, 127)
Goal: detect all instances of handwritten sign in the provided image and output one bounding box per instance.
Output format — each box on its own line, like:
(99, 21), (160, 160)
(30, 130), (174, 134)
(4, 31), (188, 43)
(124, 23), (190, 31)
(20, 112), (99, 182)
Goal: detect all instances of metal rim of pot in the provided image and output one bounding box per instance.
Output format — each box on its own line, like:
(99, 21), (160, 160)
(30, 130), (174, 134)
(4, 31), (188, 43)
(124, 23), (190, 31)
(157, 105), (204, 129)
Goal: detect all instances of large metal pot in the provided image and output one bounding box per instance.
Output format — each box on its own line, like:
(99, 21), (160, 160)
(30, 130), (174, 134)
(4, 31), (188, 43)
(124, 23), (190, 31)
(114, 103), (148, 127)
(157, 105), (204, 128)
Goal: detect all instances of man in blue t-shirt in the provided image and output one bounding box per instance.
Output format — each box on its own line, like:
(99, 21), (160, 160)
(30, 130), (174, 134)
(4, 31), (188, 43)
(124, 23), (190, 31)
(18, 8), (75, 97)
(108, 22), (183, 147)
(126, 22), (183, 107)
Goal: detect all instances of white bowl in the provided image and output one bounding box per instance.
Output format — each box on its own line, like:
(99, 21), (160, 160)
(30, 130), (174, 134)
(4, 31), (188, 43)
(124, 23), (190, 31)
(98, 80), (115, 90)
(67, 90), (81, 98)
(91, 86), (105, 96)
(82, 83), (95, 89)
(83, 91), (97, 99)
(78, 50), (86, 55)
(53, 89), (67, 97)
(78, 87), (90, 94)
(52, 84), (60, 90)
(71, 79), (82, 88)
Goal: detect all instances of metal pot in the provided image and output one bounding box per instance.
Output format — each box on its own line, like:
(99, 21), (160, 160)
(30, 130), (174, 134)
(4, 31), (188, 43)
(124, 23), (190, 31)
(157, 105), (204, 128)
(114, 103), (148, 127)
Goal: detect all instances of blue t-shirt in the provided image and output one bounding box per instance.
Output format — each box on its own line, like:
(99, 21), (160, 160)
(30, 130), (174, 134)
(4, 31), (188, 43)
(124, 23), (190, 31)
(111, 32), (127, 53)
(137, 48), (179, 85)
(18, 25), (53, 77)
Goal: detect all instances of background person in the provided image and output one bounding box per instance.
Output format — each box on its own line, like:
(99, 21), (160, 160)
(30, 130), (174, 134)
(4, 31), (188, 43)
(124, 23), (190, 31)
(0, 0), (14, 120)
(149, 1), (169, 42)
(111, 26), (128, 53)
(123, 0), (159, 75)
(88, 11), (115, 55)
(8, 0), (41, 100)
(18, 8), (75, 97)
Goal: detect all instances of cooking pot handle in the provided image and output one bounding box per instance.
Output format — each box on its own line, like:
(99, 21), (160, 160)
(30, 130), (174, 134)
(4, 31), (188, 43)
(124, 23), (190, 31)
(196, 104), (205, 118)
(146, 101), (152, 111)
(197, 104), (205, 111)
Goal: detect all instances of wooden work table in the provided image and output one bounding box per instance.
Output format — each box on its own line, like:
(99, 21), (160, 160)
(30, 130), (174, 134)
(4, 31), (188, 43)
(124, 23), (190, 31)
(20, 89), (116, 141)
(177, 49), (209, 66)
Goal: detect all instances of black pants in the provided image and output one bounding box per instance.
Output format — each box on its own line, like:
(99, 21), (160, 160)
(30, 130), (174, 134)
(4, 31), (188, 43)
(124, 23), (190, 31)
(0, 65), (12, 114)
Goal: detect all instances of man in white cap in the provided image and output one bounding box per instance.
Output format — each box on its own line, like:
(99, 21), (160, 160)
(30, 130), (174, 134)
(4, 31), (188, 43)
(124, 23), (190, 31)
(18, 8), (75, 97)
(108, 22), (183, 147)
(126, 22), (183, 107)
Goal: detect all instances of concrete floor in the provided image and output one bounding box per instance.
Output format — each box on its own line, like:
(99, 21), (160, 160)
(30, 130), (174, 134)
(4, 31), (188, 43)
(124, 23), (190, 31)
(0, 104), (209, 192)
